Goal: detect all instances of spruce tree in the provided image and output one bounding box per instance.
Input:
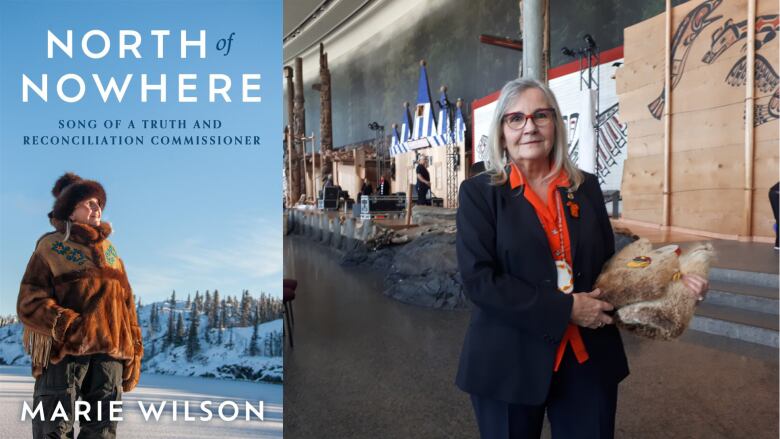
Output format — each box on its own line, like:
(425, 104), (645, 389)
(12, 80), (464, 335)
(186, 302), (200, 360)
(216, 315), (223, 345)
(210, 290), (220, 329)
(194, 290), (201, 312)
(248, 305), (260, 356)
(248, 324), (259, 356)
(175, 313), (185, 346)
(166, 308), (175, 347)
(240, 290), (252, 327)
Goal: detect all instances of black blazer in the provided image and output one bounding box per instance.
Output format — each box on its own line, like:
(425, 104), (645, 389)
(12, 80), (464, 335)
(455, 170), (629, 405)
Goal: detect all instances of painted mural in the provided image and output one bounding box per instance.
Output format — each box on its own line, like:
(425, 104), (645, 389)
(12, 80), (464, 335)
(702, 13), (779, 125)
(647, 0), (779, 126)
(550, 59), (628, 191)
(647, 0), (724, 119)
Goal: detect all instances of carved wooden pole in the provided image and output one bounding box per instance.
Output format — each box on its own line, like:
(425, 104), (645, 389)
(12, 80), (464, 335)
(319, 43), (334, 178)
(285, 126), (295, 206)
(284, 66), (301, 203)
(293, 57), (306, 199)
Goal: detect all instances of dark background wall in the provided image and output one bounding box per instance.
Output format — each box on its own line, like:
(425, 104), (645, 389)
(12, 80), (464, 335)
(550, 0), (689, 67)
(289, 0), (689, 149)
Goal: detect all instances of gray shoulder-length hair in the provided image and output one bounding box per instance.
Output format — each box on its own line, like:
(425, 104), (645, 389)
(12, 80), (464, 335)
(484, 78), (583, 190)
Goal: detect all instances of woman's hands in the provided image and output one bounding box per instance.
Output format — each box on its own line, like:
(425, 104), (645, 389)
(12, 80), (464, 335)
(571, 288), (614, 329)
(681, 274), (709, 302)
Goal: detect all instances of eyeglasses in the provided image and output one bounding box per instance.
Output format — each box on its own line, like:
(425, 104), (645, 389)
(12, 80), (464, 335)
(502, 108), (556, 130)
(77, 200), (101, 211)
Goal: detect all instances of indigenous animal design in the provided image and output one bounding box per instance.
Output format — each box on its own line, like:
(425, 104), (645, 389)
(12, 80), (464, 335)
(647, 0), (723, 119)
(701, 14), (778, 63)
(595, 103), (627, 184)
(595, 239), (715, 340)
(702, 15), (779, 126)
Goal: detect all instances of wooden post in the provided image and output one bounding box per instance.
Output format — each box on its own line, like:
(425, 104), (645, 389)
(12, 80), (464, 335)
(312, 132), (319, 201)
(302, 138), (309, 201)
(542, 0), (550, 83)
(662, 0), (672, 227)
(286, 126), (294, 206)
(319, 43), (334, 178)
(284, 67), (301, 203)
(406, 184), (413, 225)
(293, 57), (306, 197)
(743, 0), (756, 238)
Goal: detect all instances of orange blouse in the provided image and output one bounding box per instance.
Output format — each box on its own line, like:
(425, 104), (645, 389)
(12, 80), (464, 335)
(509, 163), (588, 372)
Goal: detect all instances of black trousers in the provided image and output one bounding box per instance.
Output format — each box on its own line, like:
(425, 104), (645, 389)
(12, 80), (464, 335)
(417, 185), (431, 205)
(470, 348), (619, 439)
(32, 354), (123, 439)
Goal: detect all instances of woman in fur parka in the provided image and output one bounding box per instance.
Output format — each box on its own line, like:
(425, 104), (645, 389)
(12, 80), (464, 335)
(17, 172), (143, 439)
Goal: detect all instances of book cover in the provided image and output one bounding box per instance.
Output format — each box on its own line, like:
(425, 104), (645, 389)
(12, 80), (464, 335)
(0, 1), (283, 437)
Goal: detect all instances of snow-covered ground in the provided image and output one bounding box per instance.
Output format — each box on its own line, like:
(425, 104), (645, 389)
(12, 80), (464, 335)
(143, 319), (283, 382)
(0, 365), (282, 439)
(0, 300), (283, 383)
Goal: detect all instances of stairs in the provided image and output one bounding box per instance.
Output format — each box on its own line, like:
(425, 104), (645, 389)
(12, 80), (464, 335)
(690, 267), (779, 348)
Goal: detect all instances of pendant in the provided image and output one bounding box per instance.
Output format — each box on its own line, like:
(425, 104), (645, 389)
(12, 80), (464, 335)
(556, 260), (574, 294)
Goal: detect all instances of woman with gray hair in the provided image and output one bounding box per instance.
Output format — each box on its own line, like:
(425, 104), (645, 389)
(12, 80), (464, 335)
(457, 76), (623, 438)
(456, 78), (708, 438)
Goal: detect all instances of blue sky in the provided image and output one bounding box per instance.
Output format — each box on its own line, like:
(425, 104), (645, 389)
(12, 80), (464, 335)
(0, 0), (282, 315)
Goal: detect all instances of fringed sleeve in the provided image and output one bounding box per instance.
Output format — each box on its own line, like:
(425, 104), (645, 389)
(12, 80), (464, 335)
(17, 250), (80, 370)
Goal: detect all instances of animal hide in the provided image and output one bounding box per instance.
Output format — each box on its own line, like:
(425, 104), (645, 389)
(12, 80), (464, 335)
(17, 221), (143, 391)
(595, 238), (715, 340)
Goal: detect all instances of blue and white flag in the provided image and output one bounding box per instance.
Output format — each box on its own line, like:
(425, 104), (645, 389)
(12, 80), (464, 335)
(390, 123), (406, 156)
(400, 102), (412, 143)
(412, 62), (437, 139)
(436, 86), (451, 138)
(454, 98), (466, 144)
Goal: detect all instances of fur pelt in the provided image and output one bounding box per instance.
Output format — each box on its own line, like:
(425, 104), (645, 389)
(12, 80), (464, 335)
(49, 172), (107, 221)
(595, 238), (715, 340)
(17, 221), (143, 391)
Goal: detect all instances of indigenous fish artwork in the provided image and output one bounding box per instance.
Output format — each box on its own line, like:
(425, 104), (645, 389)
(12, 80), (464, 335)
(701, 14), (779, 126)
(595, 239), (715, 340)
(647, 0), (724, 119)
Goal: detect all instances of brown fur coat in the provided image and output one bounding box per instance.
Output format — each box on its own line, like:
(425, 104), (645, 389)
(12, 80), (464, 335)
(595, 238), (714, 340)
(16, 220), (143, 391)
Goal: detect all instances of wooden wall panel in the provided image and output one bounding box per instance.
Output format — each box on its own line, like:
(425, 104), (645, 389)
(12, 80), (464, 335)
(621, 155), (664, 195)
(617, 83), (666, 124)
(670, 189), (744, 235)
(670, 102), (746, 151)
(623, 119), (664, 150)
(624, 132), (664, 158)
(618, 0), (778, 239)
(622, 193), (663, 224)
(670, 144), (745, 192)
(615, 56), (664, 96)
(622, 12), (666, 66)
(754, 139), (780, 176)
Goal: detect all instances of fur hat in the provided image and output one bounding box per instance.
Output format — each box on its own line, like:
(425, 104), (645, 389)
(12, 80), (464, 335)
(49, 172), (107, 221)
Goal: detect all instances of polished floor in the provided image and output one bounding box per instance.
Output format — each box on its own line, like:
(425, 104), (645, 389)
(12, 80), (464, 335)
(283, 236), (778, 439)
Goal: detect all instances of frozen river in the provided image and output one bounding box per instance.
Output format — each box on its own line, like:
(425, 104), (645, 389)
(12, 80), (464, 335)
(0, 365), (282, 439)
